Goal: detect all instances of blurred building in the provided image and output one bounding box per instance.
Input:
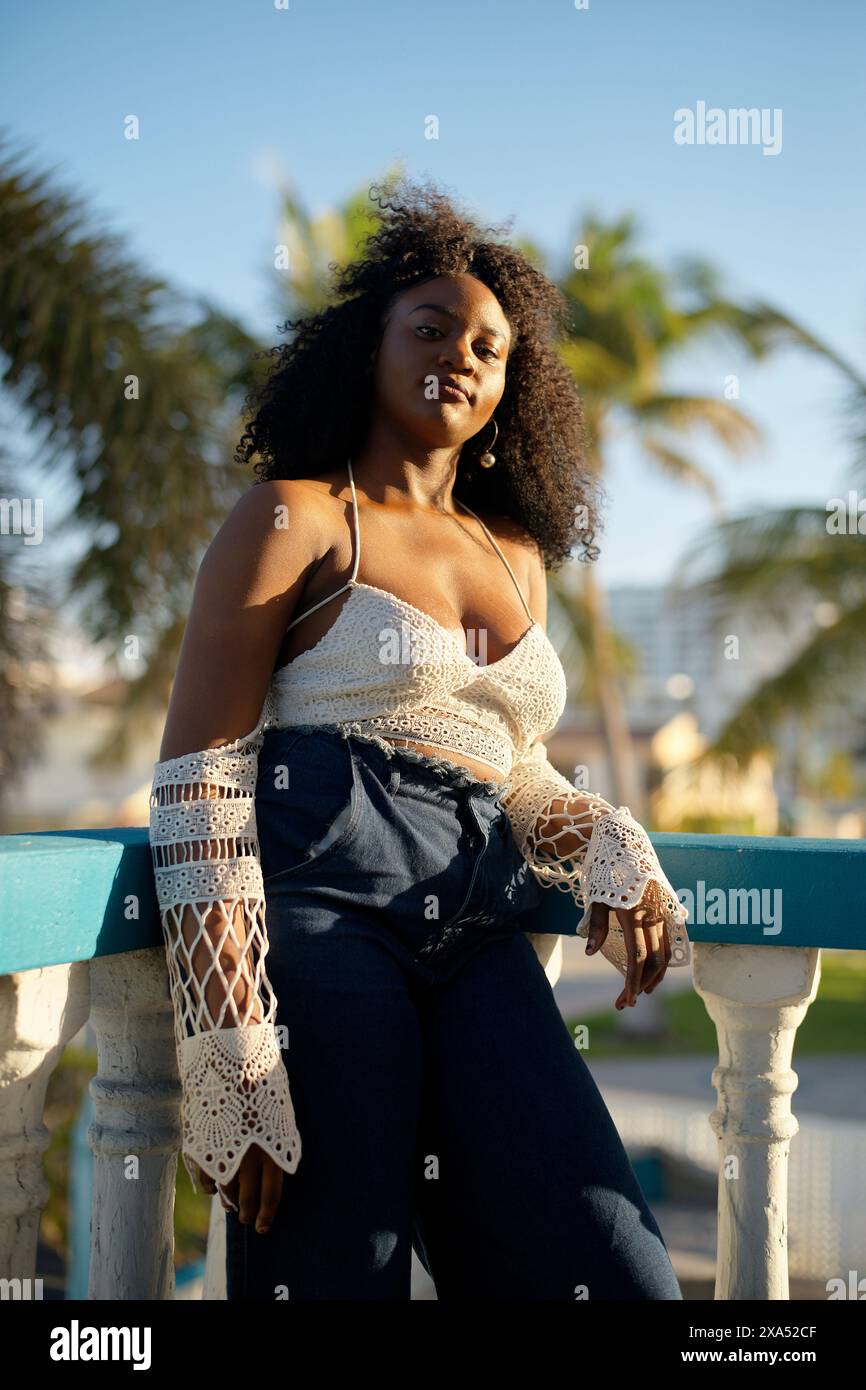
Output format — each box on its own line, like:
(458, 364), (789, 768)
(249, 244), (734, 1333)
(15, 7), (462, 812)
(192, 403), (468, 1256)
(606, 583), (816, 741)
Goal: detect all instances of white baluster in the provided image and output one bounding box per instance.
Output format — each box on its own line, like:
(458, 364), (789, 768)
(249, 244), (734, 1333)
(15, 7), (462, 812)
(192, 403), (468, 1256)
(0, 963), (89, 1290)
(88, 947), (181, 1300)
(203, 1197), (227, 1299)
(525, 931), (563, 986)
(693, 943), (821, 1300)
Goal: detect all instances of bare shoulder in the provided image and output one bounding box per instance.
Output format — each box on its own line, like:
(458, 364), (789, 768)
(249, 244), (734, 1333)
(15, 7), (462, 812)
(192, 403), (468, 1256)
(206, 475), (348, 574)
(158, 477), (345, 758)
(218, 476), (334, 535)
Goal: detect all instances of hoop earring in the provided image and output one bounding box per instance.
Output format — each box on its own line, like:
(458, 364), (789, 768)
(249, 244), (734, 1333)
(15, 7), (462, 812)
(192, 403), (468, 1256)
(479, 418), (498, 469)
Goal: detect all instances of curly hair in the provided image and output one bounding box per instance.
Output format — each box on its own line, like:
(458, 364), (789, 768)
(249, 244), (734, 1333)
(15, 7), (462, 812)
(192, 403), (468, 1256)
(234, 177), (601, 568)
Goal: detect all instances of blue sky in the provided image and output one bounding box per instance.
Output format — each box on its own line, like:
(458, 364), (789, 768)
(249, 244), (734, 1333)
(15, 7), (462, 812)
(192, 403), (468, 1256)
(3, 0), (865, 585)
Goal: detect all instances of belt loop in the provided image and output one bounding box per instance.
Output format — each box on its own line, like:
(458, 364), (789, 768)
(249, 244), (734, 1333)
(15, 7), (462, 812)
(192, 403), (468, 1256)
(387, 762), (401, 796)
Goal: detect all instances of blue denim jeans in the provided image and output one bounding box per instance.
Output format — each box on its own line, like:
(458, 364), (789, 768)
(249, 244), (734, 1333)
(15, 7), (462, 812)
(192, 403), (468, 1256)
(224, 725), (683, 1301)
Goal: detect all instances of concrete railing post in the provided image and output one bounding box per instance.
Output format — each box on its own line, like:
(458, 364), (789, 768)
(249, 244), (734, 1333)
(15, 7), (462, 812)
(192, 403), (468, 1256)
(0, 962), (90, 1288)
(693, 942), (821, 1301)
(87, 946), (181, 1299)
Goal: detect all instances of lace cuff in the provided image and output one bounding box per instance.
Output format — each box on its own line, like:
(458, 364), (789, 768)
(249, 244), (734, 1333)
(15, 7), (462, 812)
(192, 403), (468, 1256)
(501, 741), (691, 978)
(502, 740), (617, 891)
(148, 701), (302, 1195)
(576, 806), (691, 977)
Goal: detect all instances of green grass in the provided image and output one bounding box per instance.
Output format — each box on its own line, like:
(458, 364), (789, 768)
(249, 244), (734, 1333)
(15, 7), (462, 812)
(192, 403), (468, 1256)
(564, 951), (866, 1058)
(41, 1045), (97, 1258)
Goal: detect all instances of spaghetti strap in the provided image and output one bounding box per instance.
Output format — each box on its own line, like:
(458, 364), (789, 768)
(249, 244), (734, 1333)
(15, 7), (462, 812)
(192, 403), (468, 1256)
(284, 460), (361, 632)
(454, 497), (535, 624)
(285, 458), (534, 634)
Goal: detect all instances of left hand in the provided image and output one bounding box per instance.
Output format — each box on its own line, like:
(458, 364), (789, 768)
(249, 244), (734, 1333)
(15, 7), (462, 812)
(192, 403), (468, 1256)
(585, 891), (671, 1009)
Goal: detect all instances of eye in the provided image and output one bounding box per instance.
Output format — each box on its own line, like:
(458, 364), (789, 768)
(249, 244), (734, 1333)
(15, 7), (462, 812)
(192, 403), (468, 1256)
(416, 325), (499, 360)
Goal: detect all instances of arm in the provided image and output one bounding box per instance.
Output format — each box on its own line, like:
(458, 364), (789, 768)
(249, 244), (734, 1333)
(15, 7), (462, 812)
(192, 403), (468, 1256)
(499, 547), (691, 983)
(501, 737), (690, 979)
(149, 479), (326, 1198)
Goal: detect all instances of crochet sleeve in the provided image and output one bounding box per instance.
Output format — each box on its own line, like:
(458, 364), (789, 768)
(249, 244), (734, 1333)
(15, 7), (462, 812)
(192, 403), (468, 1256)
(501, 740), (691, 977)
(148, 700), (302, 1198)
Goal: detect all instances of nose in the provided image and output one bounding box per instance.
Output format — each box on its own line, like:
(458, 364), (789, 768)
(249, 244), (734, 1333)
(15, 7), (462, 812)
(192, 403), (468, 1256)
(438, 334), (475, 372)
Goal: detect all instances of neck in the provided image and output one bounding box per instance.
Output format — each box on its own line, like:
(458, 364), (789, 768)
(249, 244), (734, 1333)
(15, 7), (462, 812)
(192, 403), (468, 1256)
(349, 423), (466, 514)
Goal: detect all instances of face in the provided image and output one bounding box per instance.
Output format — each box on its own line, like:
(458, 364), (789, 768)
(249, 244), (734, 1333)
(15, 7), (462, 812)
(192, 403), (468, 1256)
(370, 272), (512, 448)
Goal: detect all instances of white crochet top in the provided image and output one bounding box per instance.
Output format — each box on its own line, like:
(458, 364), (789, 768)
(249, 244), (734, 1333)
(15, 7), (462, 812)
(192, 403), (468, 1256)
(148, 458), (691, 1193)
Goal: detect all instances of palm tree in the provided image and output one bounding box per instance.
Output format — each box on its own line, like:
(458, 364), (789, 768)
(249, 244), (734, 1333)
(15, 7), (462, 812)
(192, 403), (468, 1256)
(273, 163), (405, 310)
(673, 343), (866, 766)
(552, 213), (826, 814)
(0, 131), (269, 793)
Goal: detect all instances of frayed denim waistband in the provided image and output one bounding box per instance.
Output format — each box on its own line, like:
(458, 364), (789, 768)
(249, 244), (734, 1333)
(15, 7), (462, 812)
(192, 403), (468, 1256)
(271, 720), (513, 797)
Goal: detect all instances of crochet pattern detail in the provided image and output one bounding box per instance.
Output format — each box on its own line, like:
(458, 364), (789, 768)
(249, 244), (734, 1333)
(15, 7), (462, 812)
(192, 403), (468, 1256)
(500, 741), (691, 977)
(576, 807), (691, 974)
(148, 697), (301, 1194)
(148, 584), (691, 1185)
(270, 585), (568, 780)
(178, 1024), (300, 1187)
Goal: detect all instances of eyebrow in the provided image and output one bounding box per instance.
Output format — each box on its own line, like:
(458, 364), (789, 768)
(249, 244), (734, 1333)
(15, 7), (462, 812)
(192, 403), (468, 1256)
(408, 302), (508, 343)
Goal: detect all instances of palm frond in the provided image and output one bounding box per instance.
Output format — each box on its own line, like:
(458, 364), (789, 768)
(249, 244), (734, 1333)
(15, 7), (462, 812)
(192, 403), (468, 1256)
(676, 506), (866, 611)
(693, 601), (866, 761)
(639, 438), (720, 499)
(631, 393), (761, 452)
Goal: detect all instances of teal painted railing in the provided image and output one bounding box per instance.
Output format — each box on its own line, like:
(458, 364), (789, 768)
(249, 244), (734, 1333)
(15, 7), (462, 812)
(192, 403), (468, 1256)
(2, 827), (864, 974)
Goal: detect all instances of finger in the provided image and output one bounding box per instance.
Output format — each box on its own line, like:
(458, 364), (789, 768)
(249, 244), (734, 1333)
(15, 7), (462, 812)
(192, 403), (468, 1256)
(639, 883), (672, 990)
(641, 921), (668, 993)
(614, 910), (641, 1007)
(238, 1147), (263, 1226)
(255, 1159), (284, 1235)
(196, 1167), (217, 1196)
(615, 908), (648, 1007)
(215, 1165), (241, 1215)
(585, 901), (610, 956)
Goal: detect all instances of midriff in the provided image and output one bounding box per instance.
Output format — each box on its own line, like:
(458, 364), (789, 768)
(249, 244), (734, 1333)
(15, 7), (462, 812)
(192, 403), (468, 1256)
(379, 735), (508, 784)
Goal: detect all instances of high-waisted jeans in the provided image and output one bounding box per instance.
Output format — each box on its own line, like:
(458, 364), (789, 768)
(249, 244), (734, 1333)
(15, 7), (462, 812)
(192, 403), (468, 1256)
(224, 724), (684, 1301)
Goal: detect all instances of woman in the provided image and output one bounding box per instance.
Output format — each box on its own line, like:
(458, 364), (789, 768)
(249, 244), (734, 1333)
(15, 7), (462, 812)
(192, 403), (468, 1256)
(148, 180), (690, 1301)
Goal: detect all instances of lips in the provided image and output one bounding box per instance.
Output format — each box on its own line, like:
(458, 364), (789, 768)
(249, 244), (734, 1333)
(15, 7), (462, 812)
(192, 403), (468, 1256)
(438, 378), (471, 402)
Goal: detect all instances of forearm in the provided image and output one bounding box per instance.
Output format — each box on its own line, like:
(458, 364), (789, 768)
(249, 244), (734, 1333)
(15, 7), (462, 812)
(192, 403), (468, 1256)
(173, 898), (266, 1030)
(148, 721), (302, 1190)
(500, 739), (691, 976)
(522, 787), (617, 866)
(501, 742), (615, 889)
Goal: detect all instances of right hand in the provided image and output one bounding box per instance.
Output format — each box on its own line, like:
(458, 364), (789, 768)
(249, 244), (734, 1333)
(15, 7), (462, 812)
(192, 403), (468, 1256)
(585, 894), (670, 1009)
(195, 1143), (285, 1235)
